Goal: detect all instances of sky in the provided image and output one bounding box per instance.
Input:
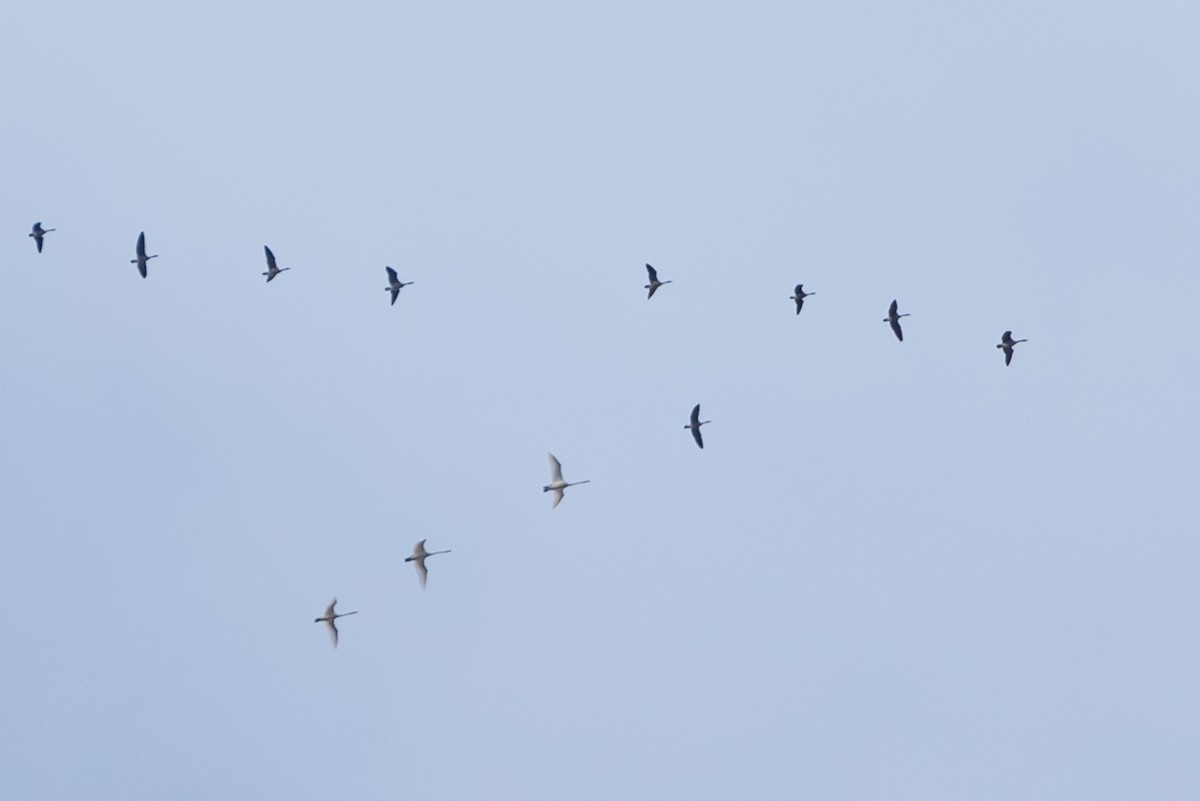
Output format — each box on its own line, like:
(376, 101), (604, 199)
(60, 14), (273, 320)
(3, 1), (1200, 798)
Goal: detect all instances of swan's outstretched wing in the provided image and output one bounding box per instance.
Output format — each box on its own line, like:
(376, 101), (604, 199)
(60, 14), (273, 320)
(325, 618), (339, 648)
(889, 299), (899, 316)
(136, 232), (146, 258)
(645, 264), (658, 283)
(414, 558), (428, 588)
(412, 539), (428, 559)
(547, 453), (564, 483)
(890, 318), (903, 341)
(551, 487), (565, 509)
(386, 266), (399, 284)
(264, 246), (277, 271)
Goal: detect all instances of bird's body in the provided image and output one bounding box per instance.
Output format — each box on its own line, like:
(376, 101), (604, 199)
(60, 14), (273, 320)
(130, 231), (157, 278)
(314, 598), (357, 648)
(404, 539), (451, 588)
(29, 222), (55, 253)
(997, 330), (1028, 366)
(884, 299), (910, 341)
(262, 245), (290, 282)
(644, 263), (672, 299)
(685, 403), (710, 449)
(789, 284), (814, 315)
(385, 266), (413, 306)
(543, 452), (590, 508)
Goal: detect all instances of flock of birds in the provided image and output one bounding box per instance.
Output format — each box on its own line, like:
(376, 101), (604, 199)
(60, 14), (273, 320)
(25, 225), (1029, 648)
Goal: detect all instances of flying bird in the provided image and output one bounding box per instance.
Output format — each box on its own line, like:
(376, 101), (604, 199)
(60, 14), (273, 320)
(543, 452), (590, 509)
(314, 598), (357, 648)
(385, 267), (413, 306)
(29, 222), (55, 253)
(130, 232), (158, 278)
(884, 299), (909, 342)
(685, 403), (710, 449)
(262, 245), (290, 282)
(644, 263), (672, 299)
(789, 284), (814, 315)
(405, 539), (451, 589)
(997, 330), (1028, 366)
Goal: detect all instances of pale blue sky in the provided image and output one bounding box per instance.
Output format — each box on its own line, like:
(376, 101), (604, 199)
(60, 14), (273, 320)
(3, 1), (1200, 798)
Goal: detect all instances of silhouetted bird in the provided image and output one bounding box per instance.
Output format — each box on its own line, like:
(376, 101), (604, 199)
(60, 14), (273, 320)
(385, 266), (413, 306)
(884, 299), (909, 342)
(262, 246), (290, 282)
(997, 330), (1028, 366)
(644, 263), (672, 299)
(130, 232), (157, 278)
(29, 222), (55, 253)
(790, 284), (814, 315)
(685, 403), (710, 449)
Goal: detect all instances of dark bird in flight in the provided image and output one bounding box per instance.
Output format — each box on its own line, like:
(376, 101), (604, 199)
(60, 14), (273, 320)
(385, 267), (413, 306)
(262, 246), (289, 282)
(884, 299), (909, 341)
(644, 263), (672, 299)
(405, 539), (451, 589)
(685, 403), (710, 449)
(790, 284), (814, 315)
(314, 598), (357, 648)
(130, 232), (157, 278)
(997, 330), (1028, 366)
(29, 222), (55, 253)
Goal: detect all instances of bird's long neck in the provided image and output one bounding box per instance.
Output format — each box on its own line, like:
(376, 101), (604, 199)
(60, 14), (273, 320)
(568, 480), (591, 487)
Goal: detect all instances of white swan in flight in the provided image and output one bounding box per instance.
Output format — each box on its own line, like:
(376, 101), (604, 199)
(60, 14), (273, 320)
(405, 539), (451, 588)
(544, 453), (590, 508)
(314, 598), (357, 648)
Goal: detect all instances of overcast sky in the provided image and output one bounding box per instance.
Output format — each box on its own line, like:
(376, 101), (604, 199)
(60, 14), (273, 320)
(3, 2), (1200, 799)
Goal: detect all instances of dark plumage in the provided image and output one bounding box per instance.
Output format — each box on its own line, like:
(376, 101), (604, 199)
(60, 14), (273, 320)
(29, 222), (54, 253)
(884, 299), (909, 342)
(997, 330), (1028, 366)
(685, 403), (710, 449)
(384, 266), (413, 306)
(644, 263), (672, 299)
(789, 284), (814, 315)
(262, 245), (290, 282)
(130, 231), (158, 278)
